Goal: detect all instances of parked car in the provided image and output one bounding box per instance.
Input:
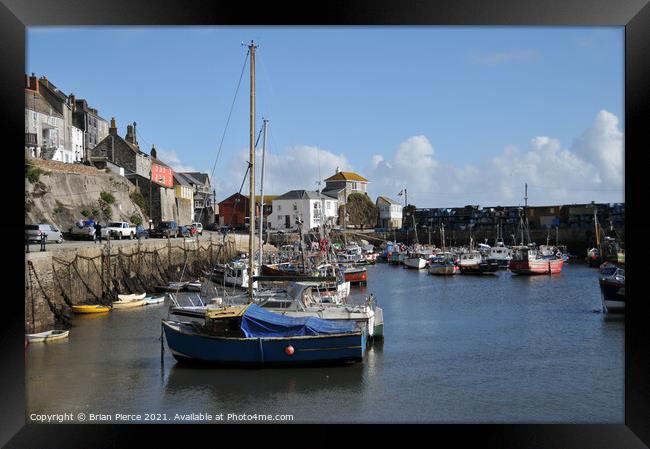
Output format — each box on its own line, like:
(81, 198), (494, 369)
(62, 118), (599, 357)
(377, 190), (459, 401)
(135, 225), (149, 239)
(191, 222), (203, 236)
(101, 221), (137, 240)
(69, 220), (97, 241)
(178, 225), (191, 238)
(150, 221), (180, 239)
(26, 224), (64, 244)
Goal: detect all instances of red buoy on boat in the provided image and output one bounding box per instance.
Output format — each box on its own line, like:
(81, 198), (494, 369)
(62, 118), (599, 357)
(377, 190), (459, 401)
(285, 345), (295, 356)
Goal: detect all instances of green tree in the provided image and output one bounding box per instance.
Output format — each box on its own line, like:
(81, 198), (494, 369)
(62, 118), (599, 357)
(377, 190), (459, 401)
(346, 193), (378, 229)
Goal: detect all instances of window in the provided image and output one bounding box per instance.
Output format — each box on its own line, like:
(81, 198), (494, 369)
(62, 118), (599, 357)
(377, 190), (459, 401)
(293, 203), (297, 211)
(351, 182), (358, 190)
(277, 204), (281, 211)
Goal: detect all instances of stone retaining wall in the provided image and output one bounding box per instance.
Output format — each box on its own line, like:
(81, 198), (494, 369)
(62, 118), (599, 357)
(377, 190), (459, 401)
(25, 235), (244, 333)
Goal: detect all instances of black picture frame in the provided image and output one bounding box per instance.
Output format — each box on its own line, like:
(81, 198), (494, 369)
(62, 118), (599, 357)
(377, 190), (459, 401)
(2, 0), (648, 447)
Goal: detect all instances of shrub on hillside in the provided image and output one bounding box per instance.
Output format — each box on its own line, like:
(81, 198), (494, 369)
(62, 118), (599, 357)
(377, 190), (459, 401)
(100, 191), (116, 204)
(25, 165), (49, 184)
(130, 214), (143, 226)
(129, 191), (149, 216)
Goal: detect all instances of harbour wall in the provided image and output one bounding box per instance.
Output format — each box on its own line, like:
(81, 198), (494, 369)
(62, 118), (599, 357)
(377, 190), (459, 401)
(24, 234), (258, 333)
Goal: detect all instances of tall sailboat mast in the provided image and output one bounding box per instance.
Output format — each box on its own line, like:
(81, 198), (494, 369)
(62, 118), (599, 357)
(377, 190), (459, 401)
(248, 41), (257, 302)
(258, 118), (268, 270)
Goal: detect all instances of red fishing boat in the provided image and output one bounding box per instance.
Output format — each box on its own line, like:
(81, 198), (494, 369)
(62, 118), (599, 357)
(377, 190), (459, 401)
(342, 266), (367, 284)
(509, 246), (564, 275)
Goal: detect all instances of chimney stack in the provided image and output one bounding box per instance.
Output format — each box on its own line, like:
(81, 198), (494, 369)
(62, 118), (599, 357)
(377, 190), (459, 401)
(125, 123), (135, 144)
(151, 144), (157, 159)
(26, 73), (39, 92)
(109, 117), (118, 136)
(133, 121), (138, 146)
(69, 94), (76, 112)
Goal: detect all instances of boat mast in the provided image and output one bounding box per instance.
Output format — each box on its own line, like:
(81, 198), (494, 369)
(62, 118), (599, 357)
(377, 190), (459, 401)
(440, 223), (446, 252)
(412, 214), (419, 245)
(258, 118), (268, 270)
(594, 208), (601, 254)
(247, 40), (257, 302)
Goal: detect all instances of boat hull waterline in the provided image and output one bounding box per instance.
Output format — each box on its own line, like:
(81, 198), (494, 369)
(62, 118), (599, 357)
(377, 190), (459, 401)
(162, 320), (366, 366)
(509, 259), (564, 275)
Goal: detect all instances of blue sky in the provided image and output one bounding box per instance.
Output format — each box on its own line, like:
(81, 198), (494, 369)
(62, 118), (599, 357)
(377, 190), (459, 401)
(27, 27), (624, 207)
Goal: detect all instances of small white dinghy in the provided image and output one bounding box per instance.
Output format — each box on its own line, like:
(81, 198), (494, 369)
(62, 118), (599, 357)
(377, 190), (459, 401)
(117, 292), (146, 301)
(144, 295), (166, 305)
(25, 329), (69, 343)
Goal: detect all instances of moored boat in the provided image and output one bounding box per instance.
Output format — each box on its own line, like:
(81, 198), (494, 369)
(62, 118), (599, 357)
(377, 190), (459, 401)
(162, 303), (366, 366)
(427, 255), (459, 275)
(342, 265), (367, 284)
(117, 292), (146, 301)
(487, 243), (512, 268)
(599, 266), (625, 313)
(458, 251), (498, 275)
(72, 304), (111, 314)
(144, 295), (166, 305)
(25, 329), (69, 343)
(404, 252), (428, 269)
(509, 246), (564, 275)
(112, 298), (147, 309)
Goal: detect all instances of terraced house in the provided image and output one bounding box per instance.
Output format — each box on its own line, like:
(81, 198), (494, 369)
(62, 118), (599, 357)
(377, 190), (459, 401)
(24, 73), (83, 163)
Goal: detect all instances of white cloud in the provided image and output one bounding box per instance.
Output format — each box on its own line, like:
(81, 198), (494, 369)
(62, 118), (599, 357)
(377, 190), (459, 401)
(570, 110), (624, 185)
(219, 145), (352, 199)
(367, 110), (624, 207)
(156, 149), (197, 172)
(371, 154), (384, 169)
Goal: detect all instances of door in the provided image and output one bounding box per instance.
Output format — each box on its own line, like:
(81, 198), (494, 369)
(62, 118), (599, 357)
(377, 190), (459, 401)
(285, 215), (291, 229)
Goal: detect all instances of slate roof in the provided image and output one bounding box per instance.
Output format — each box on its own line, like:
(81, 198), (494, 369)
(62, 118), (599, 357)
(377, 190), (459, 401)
(321, 187), (344, 199)
(173, 172), (191, 186)
(179, 172), (210, 186)
(25, 90), (63, 118)
(275, 190), (333, 201)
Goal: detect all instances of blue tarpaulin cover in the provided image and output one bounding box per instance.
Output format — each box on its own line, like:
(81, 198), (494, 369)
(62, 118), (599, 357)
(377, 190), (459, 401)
(240, 304), (358, 338)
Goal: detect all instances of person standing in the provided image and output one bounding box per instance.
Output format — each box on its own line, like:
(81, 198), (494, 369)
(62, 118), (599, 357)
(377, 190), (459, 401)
(94, 221), (103, 244)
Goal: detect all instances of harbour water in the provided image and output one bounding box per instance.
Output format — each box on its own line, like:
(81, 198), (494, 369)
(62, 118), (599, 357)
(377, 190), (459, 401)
(26, 263), (623, 423)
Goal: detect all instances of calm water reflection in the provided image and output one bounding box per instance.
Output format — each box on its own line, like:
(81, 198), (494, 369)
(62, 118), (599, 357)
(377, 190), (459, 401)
(26, 263), (623, 423)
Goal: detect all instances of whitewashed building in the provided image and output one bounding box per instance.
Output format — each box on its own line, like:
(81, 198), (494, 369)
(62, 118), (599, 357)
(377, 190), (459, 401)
(270, 190), (338, 231)
(71, 125), (84, 162)
(376, 196), (403, 229)
(24, 73), (77, 163)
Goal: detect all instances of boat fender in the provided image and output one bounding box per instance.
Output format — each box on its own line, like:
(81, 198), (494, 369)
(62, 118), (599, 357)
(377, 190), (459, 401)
(285, 345), (295, 356)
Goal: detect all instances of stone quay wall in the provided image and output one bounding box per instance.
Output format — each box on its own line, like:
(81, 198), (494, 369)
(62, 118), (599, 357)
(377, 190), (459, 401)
(24, 235), (248, 333)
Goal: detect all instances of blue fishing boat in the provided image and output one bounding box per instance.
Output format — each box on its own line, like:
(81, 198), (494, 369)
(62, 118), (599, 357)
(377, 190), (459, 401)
(162, 303), (366, 366)
(599, 265), (625, 313)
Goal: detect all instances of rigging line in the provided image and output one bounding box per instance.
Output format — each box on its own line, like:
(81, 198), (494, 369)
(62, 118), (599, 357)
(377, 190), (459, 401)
(172, 49), (250, 293)
(194, 48), (251, 228)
